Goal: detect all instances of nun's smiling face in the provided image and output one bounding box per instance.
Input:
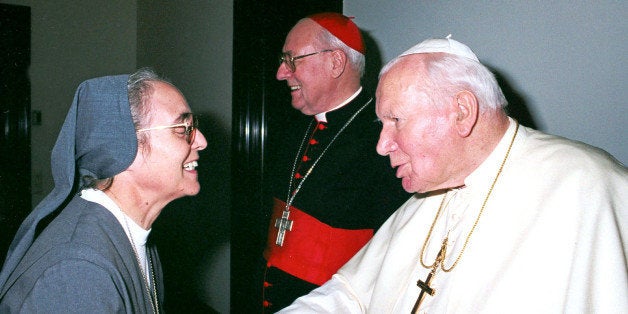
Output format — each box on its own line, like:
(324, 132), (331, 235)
(128, 82), (208, 203)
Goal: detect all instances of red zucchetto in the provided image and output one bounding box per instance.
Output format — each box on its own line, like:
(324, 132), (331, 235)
(308, 12), (365, 54)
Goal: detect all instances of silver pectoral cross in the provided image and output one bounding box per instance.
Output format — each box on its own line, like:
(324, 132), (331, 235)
(274, 209), (294, 246)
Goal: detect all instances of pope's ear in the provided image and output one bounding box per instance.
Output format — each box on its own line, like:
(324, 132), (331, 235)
(454, 90), (478, 137)
(330, 49), (347, 78)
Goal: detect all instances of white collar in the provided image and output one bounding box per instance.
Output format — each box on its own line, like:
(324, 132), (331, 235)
(315, 86), (363, 123)
(464, 117), (520, 189)
(80, 188), (150, 245)
(81, 188), (153, 287)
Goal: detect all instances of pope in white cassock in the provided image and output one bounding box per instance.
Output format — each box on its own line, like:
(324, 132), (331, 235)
(278, 36), (628, 313)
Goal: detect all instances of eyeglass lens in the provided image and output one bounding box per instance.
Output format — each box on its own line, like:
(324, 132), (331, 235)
(185, 114), (198, 144)
(280, 53), (296, 72)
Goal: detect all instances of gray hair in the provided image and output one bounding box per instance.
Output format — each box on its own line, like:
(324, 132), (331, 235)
(127, 67), (172, 146)
(316, 27), (365, 78)
(381, 53), (507, 111)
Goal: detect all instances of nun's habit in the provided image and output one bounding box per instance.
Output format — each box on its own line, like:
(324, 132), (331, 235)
(0, 75), (164, 313)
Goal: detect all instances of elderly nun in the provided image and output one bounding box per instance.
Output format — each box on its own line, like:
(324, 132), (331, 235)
(0, 68), (207, 313)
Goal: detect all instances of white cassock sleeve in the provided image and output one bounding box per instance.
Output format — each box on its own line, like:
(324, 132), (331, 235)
(276, 194), (426, 313)
(277, 274), (365, 314)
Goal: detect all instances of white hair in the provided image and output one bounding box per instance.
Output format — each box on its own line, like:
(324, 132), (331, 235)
(316, 27), (365, 77)
(380, 53), (507, 111)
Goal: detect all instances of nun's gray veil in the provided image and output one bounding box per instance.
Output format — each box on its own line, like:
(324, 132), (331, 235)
(0, 74), (138, 288)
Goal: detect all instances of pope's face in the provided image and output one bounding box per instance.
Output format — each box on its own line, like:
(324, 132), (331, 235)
(276, 19), (334, 115)
(129, 82), (207, 202)
(375, 57), (459, 193)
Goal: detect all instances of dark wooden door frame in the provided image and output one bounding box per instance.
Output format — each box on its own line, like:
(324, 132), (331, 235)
(0, 3), (31, 268)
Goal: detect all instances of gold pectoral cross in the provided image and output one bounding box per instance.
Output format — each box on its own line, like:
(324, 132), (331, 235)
(412, 239), (448, 313)
(274, 209), (293, 246)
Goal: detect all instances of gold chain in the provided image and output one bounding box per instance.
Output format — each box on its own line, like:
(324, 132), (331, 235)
(420, 121), (519, 272)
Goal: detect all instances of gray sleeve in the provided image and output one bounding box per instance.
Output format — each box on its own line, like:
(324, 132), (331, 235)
(18, 259), (126, 314)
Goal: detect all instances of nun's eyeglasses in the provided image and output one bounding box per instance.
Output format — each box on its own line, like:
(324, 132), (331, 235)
(137, 114), (198, 144)
(279, 49), (333, 72)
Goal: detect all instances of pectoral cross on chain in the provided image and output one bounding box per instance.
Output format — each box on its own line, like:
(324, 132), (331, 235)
(412, 239), (448, 313)
(274, 209), (294, 246)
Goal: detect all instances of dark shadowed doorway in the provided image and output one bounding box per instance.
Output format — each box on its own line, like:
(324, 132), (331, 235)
(0, 3), (31, 268)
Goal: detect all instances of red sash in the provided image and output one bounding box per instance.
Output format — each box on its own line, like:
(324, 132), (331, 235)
(263, 198), (373, 286)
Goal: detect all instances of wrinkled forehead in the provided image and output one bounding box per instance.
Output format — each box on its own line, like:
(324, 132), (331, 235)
(376, 57), (434, 114)
(146, 81), (192, 122)
(377, 57), (430, 97)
